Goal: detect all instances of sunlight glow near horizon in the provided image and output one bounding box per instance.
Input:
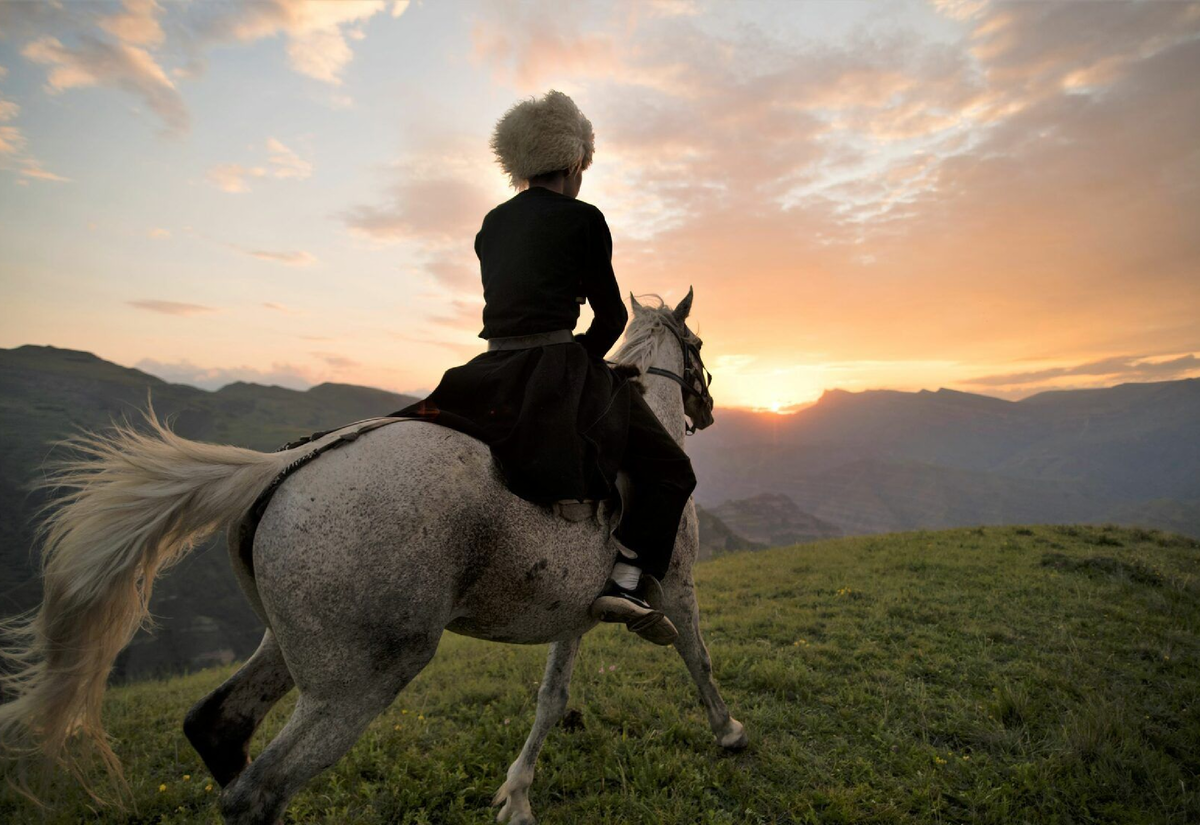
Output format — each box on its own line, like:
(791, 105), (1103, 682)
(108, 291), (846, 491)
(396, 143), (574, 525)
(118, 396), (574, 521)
(1, 0), (1198, 408)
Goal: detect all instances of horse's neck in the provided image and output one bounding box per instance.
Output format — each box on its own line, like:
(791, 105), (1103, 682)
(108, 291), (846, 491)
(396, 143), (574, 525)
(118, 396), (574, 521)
(640, 364), (688, 449)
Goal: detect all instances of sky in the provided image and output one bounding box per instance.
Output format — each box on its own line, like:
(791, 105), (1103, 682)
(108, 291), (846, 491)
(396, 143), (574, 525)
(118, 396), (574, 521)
(0, 0), (1197, 413)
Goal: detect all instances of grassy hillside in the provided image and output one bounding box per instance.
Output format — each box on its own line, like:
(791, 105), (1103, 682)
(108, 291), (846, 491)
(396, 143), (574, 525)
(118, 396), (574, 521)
(3, 525), (1198, 824)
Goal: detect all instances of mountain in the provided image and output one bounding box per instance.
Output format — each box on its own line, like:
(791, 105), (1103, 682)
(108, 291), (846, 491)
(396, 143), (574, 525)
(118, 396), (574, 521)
(687, 379), (1200, 537)
(711, 493), (842, 547)
(0, 345), (420, 679)
(693, 505), (767, 559)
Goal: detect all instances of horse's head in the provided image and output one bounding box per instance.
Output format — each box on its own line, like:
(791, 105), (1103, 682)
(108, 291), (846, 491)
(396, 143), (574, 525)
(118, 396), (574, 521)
(614, 286), (715, 435)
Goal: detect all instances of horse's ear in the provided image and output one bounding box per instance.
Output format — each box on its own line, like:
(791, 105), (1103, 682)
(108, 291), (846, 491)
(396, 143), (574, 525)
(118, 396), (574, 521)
(672, 286), (694, 323)
(629, 292), (643, 314)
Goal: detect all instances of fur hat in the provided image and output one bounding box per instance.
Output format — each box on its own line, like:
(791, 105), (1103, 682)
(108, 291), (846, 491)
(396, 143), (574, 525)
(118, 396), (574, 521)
(489, 89), (595, 190)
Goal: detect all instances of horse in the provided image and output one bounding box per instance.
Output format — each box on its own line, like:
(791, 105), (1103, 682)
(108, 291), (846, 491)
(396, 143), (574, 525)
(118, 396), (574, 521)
(0, 288), (746, 824)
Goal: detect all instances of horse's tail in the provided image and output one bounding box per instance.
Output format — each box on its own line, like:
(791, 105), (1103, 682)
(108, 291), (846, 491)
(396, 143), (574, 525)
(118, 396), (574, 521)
(0, 396), (294, 797)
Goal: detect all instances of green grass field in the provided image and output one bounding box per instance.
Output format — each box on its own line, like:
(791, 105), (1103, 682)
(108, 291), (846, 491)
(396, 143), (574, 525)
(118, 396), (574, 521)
(4, 524), (1198, 824)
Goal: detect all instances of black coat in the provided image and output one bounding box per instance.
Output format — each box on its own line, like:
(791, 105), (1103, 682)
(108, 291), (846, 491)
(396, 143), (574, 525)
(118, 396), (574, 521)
(388, 186), (635, 503)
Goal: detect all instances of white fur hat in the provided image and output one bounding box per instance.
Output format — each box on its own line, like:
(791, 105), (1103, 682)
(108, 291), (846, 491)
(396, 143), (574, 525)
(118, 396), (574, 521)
(489, 89), (595, 190)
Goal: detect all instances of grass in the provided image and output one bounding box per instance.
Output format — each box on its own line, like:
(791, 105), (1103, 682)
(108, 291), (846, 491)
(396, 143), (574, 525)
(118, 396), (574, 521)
(3, 524), (1198, 824)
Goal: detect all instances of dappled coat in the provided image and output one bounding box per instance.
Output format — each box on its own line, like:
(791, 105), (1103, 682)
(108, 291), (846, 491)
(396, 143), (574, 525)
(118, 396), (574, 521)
(388, 185), (637, 503)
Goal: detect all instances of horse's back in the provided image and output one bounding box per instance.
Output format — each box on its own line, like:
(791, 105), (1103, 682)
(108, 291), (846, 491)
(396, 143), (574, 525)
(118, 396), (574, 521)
(251, 420), (614, 648)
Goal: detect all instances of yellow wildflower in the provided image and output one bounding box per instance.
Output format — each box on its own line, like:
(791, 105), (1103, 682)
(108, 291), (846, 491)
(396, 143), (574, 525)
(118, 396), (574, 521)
(159, 784), (167, 792)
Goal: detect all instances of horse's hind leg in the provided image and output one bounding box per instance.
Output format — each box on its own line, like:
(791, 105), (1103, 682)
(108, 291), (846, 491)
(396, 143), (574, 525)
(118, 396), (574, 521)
(661, 574), (748, 750)
(494, 637), (582, 825)
(184, 629), (294, 787)
(219, 630), (441, 825)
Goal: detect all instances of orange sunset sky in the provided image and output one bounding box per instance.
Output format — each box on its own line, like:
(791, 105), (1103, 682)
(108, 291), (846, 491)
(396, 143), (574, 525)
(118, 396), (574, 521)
(1, 0), (1198, 412)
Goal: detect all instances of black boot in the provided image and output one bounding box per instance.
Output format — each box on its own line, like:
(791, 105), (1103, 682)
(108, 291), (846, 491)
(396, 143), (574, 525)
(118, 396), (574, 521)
(589, 578), (678, 645)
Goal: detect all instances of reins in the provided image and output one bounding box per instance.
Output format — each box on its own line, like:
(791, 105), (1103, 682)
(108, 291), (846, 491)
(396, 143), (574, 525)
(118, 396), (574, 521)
(610, 323), (714, 436)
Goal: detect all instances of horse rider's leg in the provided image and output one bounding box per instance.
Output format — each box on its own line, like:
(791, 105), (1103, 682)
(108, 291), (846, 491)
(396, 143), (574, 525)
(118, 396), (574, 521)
(184, 629), (295, 788)
(494, 637), (583, 825)
(611, 391), (698, 586)
(661, 572), (748, 751)
(218, 629), (442, 825)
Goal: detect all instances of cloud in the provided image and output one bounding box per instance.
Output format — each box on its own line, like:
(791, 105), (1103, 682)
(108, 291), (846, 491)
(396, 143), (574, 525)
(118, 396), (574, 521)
(230, 245), (317, 266)
(19, 159), (70, 182)
(341, 160), (492, 294)
(148, 227), (170, 238)
(205, 162), (267, 193)
(21, 34), (187, 134)
(453, 0), (1200, 402)
(3, 0), (409, 141)
(470, 0), (618, 91)
(0, 100), (69, 182)
(965, 354), (1200, 389)
(207, 138), (312, 192)
(134, 356), (314, 391)
(127, 299), (215, 316)
(0, 125), (25, 154)
(342, 173), (492, 245)
(98, 0), (165, 48)
(193, 0), (395, 84)
(310, 351), (359, 369)
(266, 137), (312, 179)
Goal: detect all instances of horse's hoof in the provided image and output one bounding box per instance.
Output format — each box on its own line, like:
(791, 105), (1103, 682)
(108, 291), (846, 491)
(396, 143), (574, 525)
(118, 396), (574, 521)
(496, 799), (536, 825)
(719, 718), (749, 751)
(494, 785), (536, 825)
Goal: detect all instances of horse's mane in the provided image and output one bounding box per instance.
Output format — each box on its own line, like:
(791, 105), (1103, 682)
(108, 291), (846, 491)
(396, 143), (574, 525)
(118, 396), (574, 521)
(611, 294), (685, 374)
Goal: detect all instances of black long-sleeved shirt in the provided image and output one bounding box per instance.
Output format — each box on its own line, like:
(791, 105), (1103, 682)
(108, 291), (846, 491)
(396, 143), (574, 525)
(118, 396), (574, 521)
(475, 185), (628, 360)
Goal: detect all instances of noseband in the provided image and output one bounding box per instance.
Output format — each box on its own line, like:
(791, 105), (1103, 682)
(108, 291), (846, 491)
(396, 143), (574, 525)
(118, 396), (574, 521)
(643, 323), (714, 436)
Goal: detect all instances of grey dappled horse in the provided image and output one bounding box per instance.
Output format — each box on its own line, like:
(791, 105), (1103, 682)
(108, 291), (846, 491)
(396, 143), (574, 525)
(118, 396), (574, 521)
(0, 290), (745, 824)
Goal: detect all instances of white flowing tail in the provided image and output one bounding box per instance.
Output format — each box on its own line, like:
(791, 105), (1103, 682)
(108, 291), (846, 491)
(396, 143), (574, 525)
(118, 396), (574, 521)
(0, 398), (295, 793)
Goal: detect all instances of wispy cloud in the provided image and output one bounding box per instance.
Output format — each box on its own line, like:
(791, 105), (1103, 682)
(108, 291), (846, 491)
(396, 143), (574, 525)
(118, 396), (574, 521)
(310, 351), (359, 369)
(0, 125), (25, 155)
(266, 137), (312, 179)
(205, 162), (266, 193)
(230, 245), (317, 266)
(21, 33), (187, 134)
(193, 0), (400, 85)
(19, 159), (70, 182)
(127, 299), (216, 316)
(966, 354), (1200, 389)
(207, 137), (312, 192)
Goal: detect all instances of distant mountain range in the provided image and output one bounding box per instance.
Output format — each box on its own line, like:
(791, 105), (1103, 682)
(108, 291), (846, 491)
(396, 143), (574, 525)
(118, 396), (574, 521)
(0, 345), (422, 679)
(687, 382), (1200, 538)
(2, 344), (1197, 678)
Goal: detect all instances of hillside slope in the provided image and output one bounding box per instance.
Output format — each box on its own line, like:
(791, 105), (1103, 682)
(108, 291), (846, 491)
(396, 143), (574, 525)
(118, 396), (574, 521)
(0, 345), (420, 678)
(5, 525), (1196, 824)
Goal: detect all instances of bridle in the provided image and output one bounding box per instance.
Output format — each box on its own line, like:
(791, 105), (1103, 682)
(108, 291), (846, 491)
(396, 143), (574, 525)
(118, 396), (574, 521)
(641, 322), (714, 436)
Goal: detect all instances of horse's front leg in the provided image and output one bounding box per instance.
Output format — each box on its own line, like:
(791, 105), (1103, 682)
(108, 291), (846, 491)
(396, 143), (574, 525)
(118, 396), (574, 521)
(660, 572), (749, 751)
(494, 636), (582, 825)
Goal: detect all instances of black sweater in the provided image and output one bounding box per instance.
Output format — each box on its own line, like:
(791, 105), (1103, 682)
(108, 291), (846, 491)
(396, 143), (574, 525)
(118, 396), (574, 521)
(475, 186), (628, 360)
